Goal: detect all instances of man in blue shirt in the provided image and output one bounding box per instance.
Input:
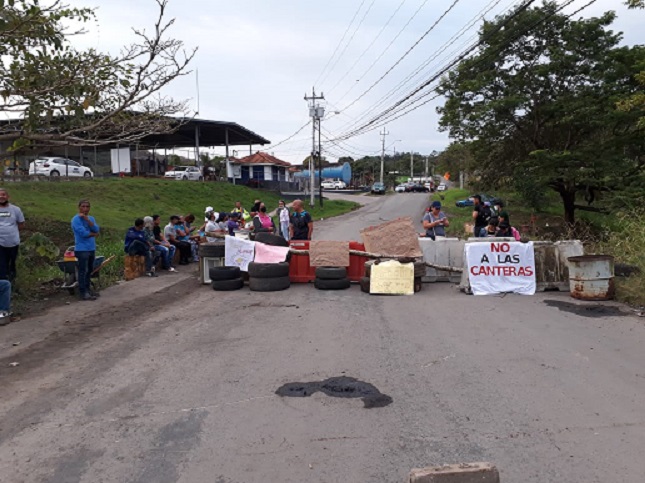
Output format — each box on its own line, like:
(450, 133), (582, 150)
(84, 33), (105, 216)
(124, 218), (156, 277)
(71, 200), (100, 301)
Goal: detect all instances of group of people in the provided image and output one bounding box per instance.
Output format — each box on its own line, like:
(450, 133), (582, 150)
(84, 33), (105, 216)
(420, 194), (520, 240)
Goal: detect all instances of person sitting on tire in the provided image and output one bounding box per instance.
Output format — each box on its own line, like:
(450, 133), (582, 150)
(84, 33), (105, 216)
(124, 218), (156, 277)
(252, 203), (276, 234)
(289, 199), (313, 241)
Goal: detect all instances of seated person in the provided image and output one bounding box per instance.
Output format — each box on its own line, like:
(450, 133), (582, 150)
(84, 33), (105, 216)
(124, 218), (156, 277)
(227, 213), (242, 236)
(495, 221), (512, 238)
(252, 202), (276, 234)
(203, 210), (226, 242)
(0, 279), (12, 325)
(480, 217), (499, 237)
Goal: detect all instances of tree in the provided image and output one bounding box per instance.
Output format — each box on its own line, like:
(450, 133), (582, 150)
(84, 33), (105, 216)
(0, 0), (196, 150)
(437, 3), (644, 224)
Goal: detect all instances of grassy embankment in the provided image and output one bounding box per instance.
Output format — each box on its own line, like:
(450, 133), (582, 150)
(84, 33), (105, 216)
(7, 178), (358, 303)
(431, 188), (644, 306)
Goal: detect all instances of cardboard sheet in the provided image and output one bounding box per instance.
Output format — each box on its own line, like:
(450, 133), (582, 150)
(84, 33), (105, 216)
(360, 217), (422, 258)
(309, 241), (350, 267)
(370, 260), (414, 295)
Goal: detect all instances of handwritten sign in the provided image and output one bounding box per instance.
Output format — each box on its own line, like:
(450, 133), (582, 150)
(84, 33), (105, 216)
(370, 260), (414, 295)
(225, 235), (255, 271)
(255, 242), (290, 264)
(465, 241), (536, 295)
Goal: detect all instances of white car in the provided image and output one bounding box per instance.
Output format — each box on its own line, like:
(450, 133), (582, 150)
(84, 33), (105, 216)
(395, 184), (407, 192)
(321, 179), (346, 190)
(437, 184), (447, 192)
(164, 166), (203, 181)
(29, 157), (93, 178)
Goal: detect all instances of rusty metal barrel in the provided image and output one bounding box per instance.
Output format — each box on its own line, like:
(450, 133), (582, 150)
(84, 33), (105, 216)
(567, 255), (615, 301)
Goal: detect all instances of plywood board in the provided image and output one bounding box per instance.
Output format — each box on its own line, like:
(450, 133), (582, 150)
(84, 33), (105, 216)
(309, 241), (350, 267)
(370, 260), (414, 295)
(360, 217), (422, 258)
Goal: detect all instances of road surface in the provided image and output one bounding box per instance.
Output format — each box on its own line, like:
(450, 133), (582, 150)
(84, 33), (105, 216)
(1, 192), (644, 483)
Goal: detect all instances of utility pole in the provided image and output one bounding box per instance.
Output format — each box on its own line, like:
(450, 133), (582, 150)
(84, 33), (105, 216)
(304, 87), (324, 208)
(379, 127), (389, 184)
(410, 152), (414, 181)
(424, 156), (428, 180)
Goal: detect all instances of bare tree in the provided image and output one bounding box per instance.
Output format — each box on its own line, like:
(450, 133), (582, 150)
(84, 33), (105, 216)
(0, 0), (196, 149)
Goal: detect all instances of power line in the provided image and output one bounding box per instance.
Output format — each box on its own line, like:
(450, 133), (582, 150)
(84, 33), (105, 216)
(313, 0), (367, 87)
(263, 120), (311, 151)
(336, 0), (462, 114)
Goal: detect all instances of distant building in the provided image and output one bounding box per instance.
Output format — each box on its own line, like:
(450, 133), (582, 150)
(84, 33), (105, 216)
(228, 152), (292, 183)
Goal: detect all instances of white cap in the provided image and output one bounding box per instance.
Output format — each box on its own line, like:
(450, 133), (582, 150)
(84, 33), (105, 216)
(205, 206), (214, 213)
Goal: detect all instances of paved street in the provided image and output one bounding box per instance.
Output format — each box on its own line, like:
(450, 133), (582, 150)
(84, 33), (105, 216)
(1, 193), (644, 483)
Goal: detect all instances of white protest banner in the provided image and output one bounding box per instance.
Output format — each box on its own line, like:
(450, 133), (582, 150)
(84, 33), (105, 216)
(224, 235), (255, 271)
(465, 241), (536, 295)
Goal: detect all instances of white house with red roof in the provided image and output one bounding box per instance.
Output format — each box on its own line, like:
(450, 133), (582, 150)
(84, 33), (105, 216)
(227, 151), (293, 183)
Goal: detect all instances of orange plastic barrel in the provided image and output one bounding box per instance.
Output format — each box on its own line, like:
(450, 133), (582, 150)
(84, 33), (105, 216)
(288, 240), (316, 283)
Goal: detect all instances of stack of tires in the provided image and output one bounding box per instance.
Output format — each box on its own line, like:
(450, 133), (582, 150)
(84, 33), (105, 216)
(199, 242), (225, 259)
(210, 266), (244, 291)
(361, 259), (425, 294)
(248, 262), (291, 292)
(314, 267), (351, 290)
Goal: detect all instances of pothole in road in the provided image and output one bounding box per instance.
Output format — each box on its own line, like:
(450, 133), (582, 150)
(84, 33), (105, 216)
(275, 376), (393, 408)
(544, 300), (626, 318)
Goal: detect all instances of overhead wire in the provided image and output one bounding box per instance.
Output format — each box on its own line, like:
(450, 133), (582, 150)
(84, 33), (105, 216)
(318, 0), (377, 88)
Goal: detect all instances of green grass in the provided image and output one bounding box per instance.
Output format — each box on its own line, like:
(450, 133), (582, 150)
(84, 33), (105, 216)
(6, 178), (358, 306)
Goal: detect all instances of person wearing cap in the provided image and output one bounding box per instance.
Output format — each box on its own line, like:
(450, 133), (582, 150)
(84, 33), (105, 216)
(165, 215), (191, 265)
(203, 210), (226, 242)
(422, 201), (449, 240)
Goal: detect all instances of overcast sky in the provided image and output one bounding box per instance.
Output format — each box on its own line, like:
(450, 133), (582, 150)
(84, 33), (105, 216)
(68, 0), (643, 164)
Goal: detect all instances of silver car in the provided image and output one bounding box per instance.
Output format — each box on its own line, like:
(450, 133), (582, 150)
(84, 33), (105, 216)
(29, 157), (93, 178)
(164, 166), (203, 181)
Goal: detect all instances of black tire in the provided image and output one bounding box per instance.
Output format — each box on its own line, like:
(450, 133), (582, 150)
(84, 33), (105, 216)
(359, 276), (370, 293)
(414, 277), (423, 293)
(83, 171), (92, 178)
(249, 275), (290, 292)
(315, 266), (347, 280)
(198, 176), (203, 181)
(314, 277), (350, 290)
(209, 266), (240, 281)
(199, 243), (225, 257)
(248, 262), (289, 279)
(182, 176), (188, 180)
(212, 277), (244, 291)
(50, 170), (60, 177)
(254, 232), (289, 247)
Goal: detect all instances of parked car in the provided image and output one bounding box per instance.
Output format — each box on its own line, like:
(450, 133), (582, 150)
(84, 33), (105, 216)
(437, 184), (447, 192)
(371, 182), (386, 195)
(29, 157), (93, 178)
(321, 179), (347, 190)
(424, 182), (434, 191)
(455, 194), (504, 208)
(394, 184), (407, 193)
(406, 183), (429, 193)
(164, 166), (203, 181)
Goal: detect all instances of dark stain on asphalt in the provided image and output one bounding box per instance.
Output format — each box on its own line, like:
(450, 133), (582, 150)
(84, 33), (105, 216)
(544, 300), (626, 318)
(43, 447), (104, 483)
(275, 376), (393, 408)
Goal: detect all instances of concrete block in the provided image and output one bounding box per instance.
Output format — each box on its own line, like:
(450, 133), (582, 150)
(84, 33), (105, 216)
(419, 238), (464, 283)
(409, 462), (500, 483)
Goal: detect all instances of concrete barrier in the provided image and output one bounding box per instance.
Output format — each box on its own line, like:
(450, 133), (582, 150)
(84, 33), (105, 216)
(409, 462), (500, 482)
(419, 238), (464, 283)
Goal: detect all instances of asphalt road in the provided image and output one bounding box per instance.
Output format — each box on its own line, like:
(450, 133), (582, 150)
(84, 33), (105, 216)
(1, 193), (644, 483)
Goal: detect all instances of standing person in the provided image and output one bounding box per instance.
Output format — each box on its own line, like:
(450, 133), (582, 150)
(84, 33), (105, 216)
(252, 203), (276, 234)
(422, 201), (450, 240)
(277, 200), (290, 240)
(152, 214), (176, 272)
(0, 188), (25, 282)
(71, 199), (100, 301)
(289, 199), (313, 241)
(165, 215), (191, 265)
(471, 195), (491, 238)
(124, 218), (156, 277)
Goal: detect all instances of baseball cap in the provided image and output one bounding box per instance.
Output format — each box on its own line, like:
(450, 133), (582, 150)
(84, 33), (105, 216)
(431, 201), (441, 209)
(205, 206), (214, 214)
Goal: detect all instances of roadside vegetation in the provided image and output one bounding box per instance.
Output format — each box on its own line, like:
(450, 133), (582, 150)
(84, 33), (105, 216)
(8, 178), (357, 308)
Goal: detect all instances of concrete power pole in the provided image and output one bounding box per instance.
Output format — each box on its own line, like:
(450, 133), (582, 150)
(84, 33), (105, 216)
(424, 156), (428, 180)
(410, 152), (414, 180)
(304, 88), (325, 207)
(379, 127), (389, 184)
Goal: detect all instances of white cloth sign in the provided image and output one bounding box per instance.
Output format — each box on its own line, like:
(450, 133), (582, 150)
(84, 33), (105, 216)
(465, 241), (536, 295)
(224, 235), (255, 271)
